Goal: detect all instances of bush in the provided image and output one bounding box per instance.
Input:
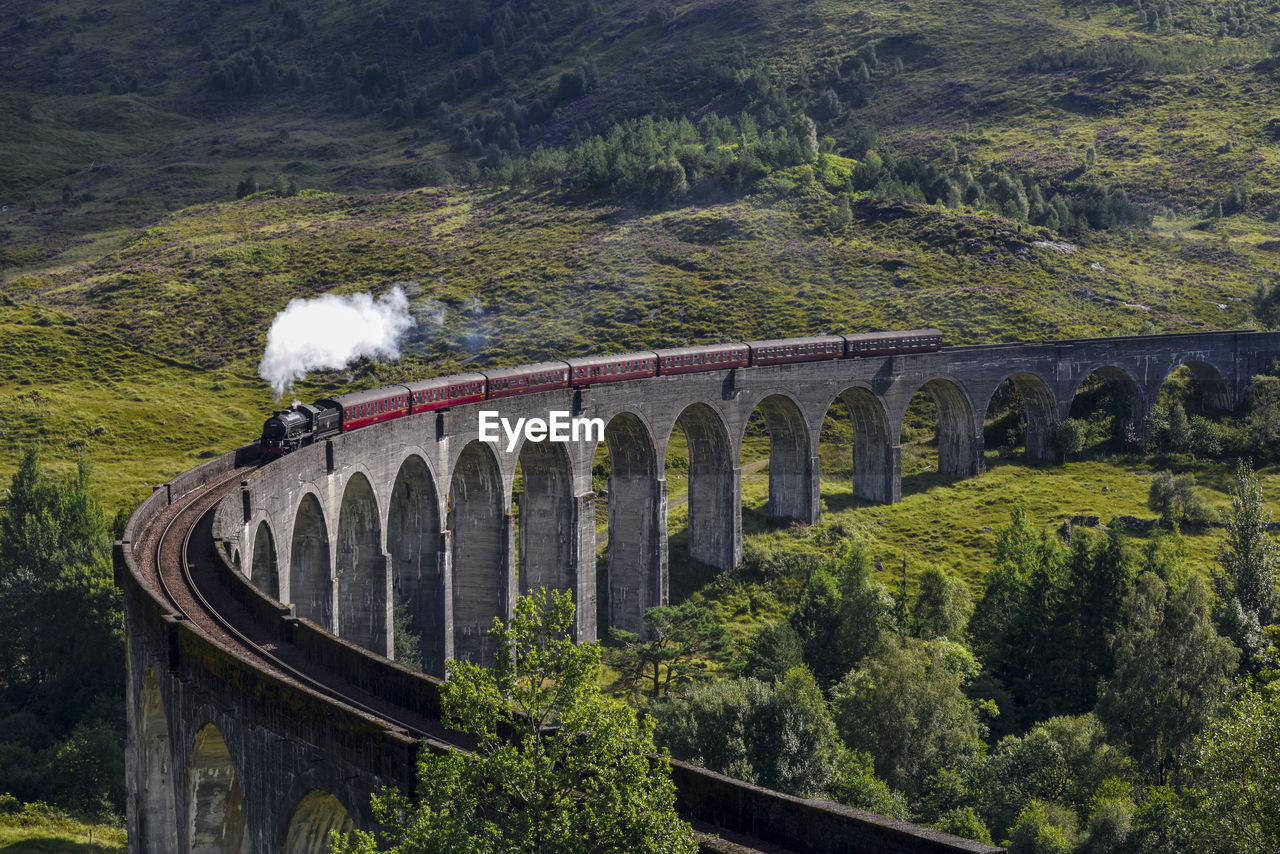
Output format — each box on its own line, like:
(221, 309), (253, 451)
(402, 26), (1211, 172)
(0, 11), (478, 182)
(1007, 800), (1080, 854)
(1147, 471), (1213, 526)
(1051, 419), (1085, 460)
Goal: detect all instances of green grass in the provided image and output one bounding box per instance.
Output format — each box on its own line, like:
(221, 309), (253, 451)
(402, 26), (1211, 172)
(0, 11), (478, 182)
(0, 799), (124, 853)
(0, 299), (270, 508)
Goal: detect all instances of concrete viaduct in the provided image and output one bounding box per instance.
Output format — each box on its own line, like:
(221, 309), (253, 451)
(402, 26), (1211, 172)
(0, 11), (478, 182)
(119, 329), (1280, 853)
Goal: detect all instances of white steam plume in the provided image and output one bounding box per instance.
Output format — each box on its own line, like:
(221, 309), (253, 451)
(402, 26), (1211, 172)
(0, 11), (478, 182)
(258, 286), (415, 398)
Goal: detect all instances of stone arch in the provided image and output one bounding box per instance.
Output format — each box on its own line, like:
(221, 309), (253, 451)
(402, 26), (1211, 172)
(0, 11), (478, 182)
(1159, 359), (1233, 412)
(138, 668), (178, 854)
(250, 520), (279, 599)
(290, 493), (332, 630)
(983, 372), (1059, 461)
(671, 402), (738, 572)
(743, 393), (815, 523)
(336, 472), (387, 654)
(280, 789), (355, 854)
(902, 377), (980, 478)
(449, 441), (509, 665)
(387, 454), (444, 675)
(824, 386), (897, 504)
(1069, 364), (1145, 439)
(515, 439), (575, 598)
(187, 724), (247, 854)
(601, 411), (665, 635)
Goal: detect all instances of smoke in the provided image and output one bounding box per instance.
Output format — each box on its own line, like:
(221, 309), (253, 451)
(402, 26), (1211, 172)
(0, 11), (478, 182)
(258, 286), (415, 397)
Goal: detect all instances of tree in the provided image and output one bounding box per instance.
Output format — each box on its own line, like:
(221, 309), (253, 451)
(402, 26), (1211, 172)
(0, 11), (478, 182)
(1050, 419), (1085, 460)
(336, 588), (697, 854)
(972, 511), (1133, 729)
(605, 600), (730, 701)
(1096, 573), (1238, 782)
(1245, 370), (1280, 444)
(0, 447), (124, 813)
(654, 666), (842, 797)
(742, 620), (803, 682)
(790, 541), (889, 685)
(975, 714), (1132, 842)
(830, 636), (987, 796)
(1167, 687), (1280, 853)
(1215, 459), (1280, 624)
(911, 566), (973, 641)
(1147, 471), (1212, 526)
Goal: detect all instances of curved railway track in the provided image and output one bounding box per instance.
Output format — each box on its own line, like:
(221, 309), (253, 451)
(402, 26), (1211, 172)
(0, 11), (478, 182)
(143, 464), (458, 746)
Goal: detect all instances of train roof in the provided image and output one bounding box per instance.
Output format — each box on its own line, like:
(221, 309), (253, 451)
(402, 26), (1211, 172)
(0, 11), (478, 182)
(402, 372), (488, 393)
(654, 343), (750, 358)
(564, 350), (659, 368)
(745, 334), (846, 348)
(323, 385), (412, 408)
(844, 328), (943, 341)
(480, 361), (570, 381)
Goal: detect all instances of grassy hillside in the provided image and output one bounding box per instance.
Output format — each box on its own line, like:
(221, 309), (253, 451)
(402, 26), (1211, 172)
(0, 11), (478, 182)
(2, 186), (1267, 373)
(4, 0), (1280, 269)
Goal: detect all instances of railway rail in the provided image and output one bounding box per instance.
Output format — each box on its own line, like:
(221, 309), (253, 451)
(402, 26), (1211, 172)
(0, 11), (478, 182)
(143, 465), (458, 747)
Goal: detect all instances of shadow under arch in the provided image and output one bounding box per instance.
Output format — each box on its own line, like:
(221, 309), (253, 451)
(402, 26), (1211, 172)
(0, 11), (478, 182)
(290, 493), (332, 630)
(139, 668), (178, 854)
(515, 438), (575, 599)
(187, 723), (247, 854)
(1069, 364), (1144, 443)
(744, 393), (815, 523)
(983, 371), (1059, 461)
(601, 411), (664, 636)
(1160, 359), (1233, 412)
(823, 386), (896, 504)
(449, 440), (508, 665)
(903, 377), (980, 478)
(280, 789), (355, 854)
(250, 520), (278, 599)
(671, 402), (737, 573)
(337, 472), (387, 655)
(388, 454), (444, 675)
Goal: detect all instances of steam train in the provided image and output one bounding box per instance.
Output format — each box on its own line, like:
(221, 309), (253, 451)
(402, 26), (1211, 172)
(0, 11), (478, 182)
(259, 329), (943, 455)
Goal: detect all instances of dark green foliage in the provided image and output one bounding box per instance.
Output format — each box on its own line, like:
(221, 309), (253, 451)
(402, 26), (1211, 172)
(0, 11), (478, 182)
(654, 666), (843, 797)
(1213, 459), (1280, 671)
(831, 635), (987, 796)
(789, 541), (888, 685)
(1020, 41), (1203, 74)
(742, 620), (804, 682)
(335, 588), (697, 853)
(0, 447), (124, 816)
(604, 600), (731, 701)
(970, 508), (1134, 732)
(1096, 573), (1238, 782)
